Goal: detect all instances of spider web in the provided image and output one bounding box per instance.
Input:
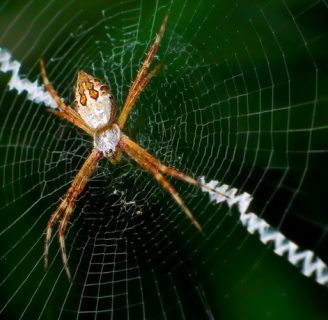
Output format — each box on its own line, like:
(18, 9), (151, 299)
(1, 0), (328, 318)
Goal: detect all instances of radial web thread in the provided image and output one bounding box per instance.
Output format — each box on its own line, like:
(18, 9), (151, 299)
(1, 46), (327, 288)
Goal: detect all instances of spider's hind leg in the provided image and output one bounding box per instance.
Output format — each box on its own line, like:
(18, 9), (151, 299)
(40, 59), (94, 136)
(117, 14), (168, 129)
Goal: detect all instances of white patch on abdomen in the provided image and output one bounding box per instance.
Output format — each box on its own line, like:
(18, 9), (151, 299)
(78, 95), (112, 130)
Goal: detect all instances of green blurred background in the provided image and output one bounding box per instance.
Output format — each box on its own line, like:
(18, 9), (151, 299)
(0, 0), (328, 319)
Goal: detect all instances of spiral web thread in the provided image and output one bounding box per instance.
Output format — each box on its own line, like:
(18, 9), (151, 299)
(1, 1), (328, 319)
(1, 46), (328, 288)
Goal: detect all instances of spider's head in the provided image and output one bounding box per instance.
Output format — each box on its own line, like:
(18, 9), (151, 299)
(74, 71), (117, 130)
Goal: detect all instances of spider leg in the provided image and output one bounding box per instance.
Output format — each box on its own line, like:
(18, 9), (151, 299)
(117, 14), (168, 129)
(120, 134), (228, 198)
(119, 135), (202, 232)
(45, 199), (68, 271)
(40, 59), (94, 136)
(45, 149), (102, 281)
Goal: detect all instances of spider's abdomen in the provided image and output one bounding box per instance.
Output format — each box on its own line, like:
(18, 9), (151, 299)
(74, 71), (116, 130)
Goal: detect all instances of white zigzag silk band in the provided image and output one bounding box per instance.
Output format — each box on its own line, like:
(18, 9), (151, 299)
(199, 177), (328, 286)
(1, 46), (327, 287)
(0, 47), (57, 109)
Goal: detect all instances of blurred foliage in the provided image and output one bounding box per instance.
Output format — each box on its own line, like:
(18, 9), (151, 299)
(0, 0), (328, 319)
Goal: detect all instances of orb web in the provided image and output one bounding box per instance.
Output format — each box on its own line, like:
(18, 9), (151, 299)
(1, 0), (328, 319)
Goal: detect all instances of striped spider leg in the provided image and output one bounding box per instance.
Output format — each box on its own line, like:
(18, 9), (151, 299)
(118, 134), (203, 232)
(116, 14), (168, 129)
(44, 148), (102, 281)
(41, 14), (226, 281)
(40, 60), (94, 136)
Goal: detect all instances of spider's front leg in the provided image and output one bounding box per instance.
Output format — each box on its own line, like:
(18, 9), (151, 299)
(119, 135), (228, 197)
(45, 149), (102, 281)
(119, 134), (203, 231)
(119, 134), (229, 231)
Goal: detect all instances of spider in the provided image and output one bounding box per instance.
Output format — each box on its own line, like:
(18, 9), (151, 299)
(41, 14), (225, 281)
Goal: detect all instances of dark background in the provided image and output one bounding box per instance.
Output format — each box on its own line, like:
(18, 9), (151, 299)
(0, 0), (328, 319)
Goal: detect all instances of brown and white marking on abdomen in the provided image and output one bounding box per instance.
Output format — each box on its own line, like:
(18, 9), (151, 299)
(74, 71), (120, 157)
(74, 71), (116, 130)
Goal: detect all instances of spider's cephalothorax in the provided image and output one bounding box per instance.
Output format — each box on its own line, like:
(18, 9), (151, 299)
(93, 124), (121, 160)
(40, 14), (226, 281)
